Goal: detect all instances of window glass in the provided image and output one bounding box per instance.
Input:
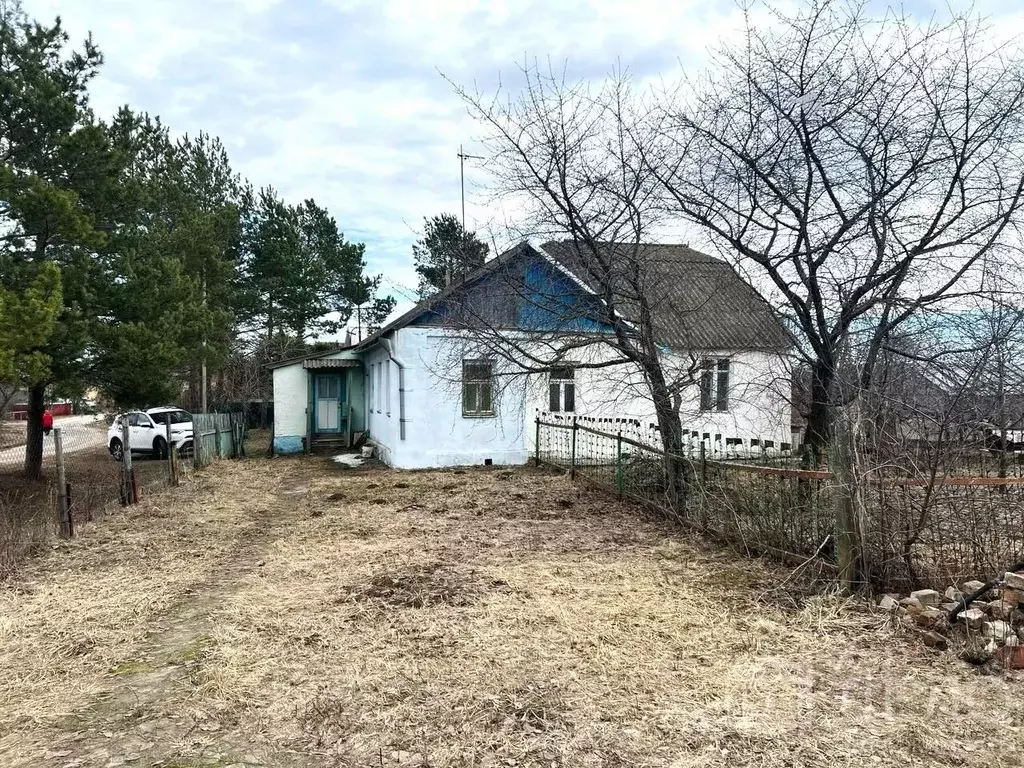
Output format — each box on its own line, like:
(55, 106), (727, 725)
(463, 361), (494, 416)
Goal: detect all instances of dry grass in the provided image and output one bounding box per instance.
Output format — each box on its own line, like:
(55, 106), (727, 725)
(0, 420), (26, 450)
(0, 456), (1021, 767)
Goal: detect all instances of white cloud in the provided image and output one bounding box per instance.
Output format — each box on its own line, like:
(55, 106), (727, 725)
(23, 0), (1024, 334)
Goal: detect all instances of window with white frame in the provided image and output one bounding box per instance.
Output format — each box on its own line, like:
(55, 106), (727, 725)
(548, 366), (575, 413)
(699, 358), (730, 412)
(462, 360), (494, 417)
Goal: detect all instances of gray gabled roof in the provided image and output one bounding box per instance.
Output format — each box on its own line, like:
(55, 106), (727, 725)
(356, 240), (791, 353)
(539, 241), (792, 351)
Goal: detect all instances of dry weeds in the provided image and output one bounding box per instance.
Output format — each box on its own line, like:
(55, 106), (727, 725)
(0, 456), (1021, 767)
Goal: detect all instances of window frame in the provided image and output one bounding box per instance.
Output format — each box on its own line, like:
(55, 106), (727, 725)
(699, 358), (731, 413)
(548, 366), (576, 413)
(462, 359), (495, 418)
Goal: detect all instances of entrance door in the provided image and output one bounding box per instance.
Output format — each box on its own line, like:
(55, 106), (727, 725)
(314, 375), (344, 432)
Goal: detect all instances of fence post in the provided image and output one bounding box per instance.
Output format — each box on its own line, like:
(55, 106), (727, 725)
(214, 418), (223, 460)
(54, 427), (71, 538)
(699, 441), (707, 488)
(193, 420), (202, 470)
(165, 418), (175, 485)
(570, 416), (578, 480)
(616, 431), (624, 497)
(121, 418), (136, 504)
(833, 409), (863, 593)
(534, 416), (541, 467)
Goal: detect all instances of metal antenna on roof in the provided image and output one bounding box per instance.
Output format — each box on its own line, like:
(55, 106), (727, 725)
(457, 145), (484, 287)
(457, 144), (484, 232)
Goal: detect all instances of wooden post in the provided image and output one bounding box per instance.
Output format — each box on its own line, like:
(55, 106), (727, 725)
(700, 441), (707, 488)
(165, 418), (175, 485)
(616, 431), (624, 497)
(193, 421), (202, 470)
(534, 416), (541, 467)
(214, 418), (222, 460)
(570, 416), (578, 480)
(833, 410), (862, 593)
(54, 427), (71, 538)
(121, 419), (136, 504)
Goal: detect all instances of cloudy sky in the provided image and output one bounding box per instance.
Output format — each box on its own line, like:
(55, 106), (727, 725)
(24, 0), (1022, 321)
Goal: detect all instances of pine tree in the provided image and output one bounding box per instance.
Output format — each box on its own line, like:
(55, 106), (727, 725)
(412, 214), (489, 297)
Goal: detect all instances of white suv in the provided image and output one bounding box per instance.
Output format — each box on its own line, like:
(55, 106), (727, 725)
(108, 407), (194, 461)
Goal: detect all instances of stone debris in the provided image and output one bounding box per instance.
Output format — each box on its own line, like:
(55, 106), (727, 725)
(888, 575), (1024, 667)
(878, 595), (900, 613)
(911, 589), (942, 607)
(1003, 572), (1024, 591)
(983, 620), (1014, 641)
(960, 608), (987, 630)
(919, 630), (949, 650)
(913, 607), (946, 628)
(986, 600), (1017, 621)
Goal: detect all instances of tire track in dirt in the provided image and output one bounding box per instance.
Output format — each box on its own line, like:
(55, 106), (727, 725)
(29, 478), (319, 768)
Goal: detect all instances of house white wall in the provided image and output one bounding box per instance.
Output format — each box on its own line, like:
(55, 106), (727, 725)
(272, 362), (307, 454)
(520, 344), (792, 451)
(363, 327), (791, 468)
(365, 327), (529, 469)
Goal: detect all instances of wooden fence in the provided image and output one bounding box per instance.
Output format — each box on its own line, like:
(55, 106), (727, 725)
(535, 417), (1024, 592)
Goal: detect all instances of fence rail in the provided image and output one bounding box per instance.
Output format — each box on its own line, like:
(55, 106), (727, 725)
(535, 417), (1024, 592)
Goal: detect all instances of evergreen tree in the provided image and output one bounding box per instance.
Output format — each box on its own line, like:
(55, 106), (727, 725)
(0, 0), (110, 477)
(412, 214), (489, 297)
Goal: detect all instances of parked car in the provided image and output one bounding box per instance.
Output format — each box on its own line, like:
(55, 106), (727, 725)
(108, 407), (193, 461)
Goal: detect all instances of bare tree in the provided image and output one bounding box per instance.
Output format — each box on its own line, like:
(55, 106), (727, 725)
(652, 0), (1024, 465)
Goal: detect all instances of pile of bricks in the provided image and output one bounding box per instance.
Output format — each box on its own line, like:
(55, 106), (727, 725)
(878, 571), (1024, 667)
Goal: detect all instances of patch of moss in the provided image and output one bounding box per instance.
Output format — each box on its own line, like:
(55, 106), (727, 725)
(162, 759), (240, 768)
(108, 659), (154, 676)
(176, 634), (215, 663)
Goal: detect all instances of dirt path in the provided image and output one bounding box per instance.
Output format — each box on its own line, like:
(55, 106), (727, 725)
(0, 460), (325, 768)
(1, 456), (1022, 768)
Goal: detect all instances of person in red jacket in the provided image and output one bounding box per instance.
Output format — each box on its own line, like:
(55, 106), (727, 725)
(42, 410), (53, 436)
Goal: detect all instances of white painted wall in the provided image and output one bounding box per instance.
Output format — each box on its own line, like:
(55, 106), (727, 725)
(365, 327), (529, 469)
(272, 362), (307, 448)
(519, 343), (792, 451)
(361, 326), (791, 468)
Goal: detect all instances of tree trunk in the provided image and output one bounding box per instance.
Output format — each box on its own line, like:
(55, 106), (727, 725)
(23, 384), (45, 480)
(832, 405), (865, 592)
(804, 360), (835, 467)
(647, 365), (688, 509)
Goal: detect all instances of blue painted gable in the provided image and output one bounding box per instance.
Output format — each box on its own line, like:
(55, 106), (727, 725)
(409, 252), (614, 334)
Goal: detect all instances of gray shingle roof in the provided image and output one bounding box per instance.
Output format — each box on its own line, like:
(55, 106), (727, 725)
(539, 241), (792, 352)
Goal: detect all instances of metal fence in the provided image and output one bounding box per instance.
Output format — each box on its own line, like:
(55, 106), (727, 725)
(0, 412), (248, 578)
(536, 417), (1024, 592)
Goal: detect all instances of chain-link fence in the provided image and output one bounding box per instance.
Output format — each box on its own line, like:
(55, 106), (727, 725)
(535, 416), (1024, 592)
(0, 411), (248, 578)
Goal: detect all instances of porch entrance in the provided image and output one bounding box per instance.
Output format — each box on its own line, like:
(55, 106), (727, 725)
(314, 374), (345, 433)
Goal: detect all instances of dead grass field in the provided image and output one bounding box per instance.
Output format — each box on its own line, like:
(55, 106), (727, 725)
(0, 420), (26, 450)
(0, 455), (1021, 768)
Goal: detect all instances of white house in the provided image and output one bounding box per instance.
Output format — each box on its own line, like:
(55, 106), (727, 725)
(271, 241), (793, 467)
